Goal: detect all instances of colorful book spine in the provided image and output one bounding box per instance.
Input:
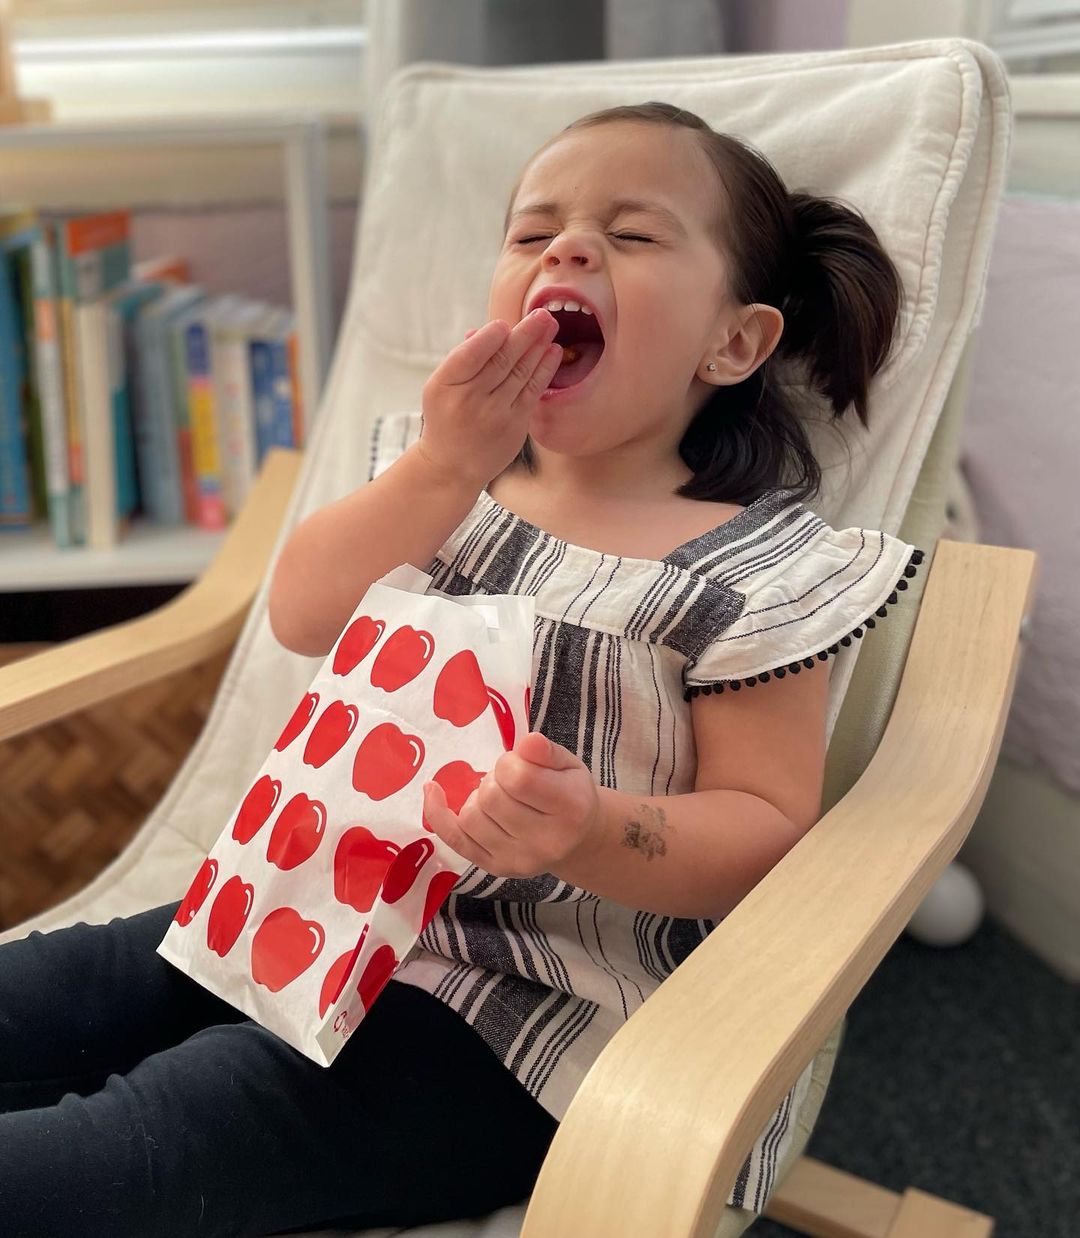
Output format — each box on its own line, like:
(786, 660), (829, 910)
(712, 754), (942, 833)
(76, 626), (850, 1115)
(105, 300), (136, 519)
(249, 335), (276, 465)
(286, 326), (304, 449)
(29, 223), (72, 547)
(183, 311), (226, 530)
(6, 233), (47, 523)
(168, 313), (200, 524)
(106, 281), (165, 521)
(0, 241), (30, 526)
(56, 292), (84, 542)
(210, 300), (264, 519)
(53, 210), (132, 545)
(133, 286), (204, 525)
(133, 255), (189, 285)
(132, 302), (172, 524)
(269, 322), (296, 450)
(75, 299), (121, 548)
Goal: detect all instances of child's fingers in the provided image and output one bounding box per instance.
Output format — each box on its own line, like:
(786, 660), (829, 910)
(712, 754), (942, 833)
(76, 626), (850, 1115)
(474, 310), (559, 393)
(464, 327), (478, 340)
(423, 782), (493, 864)
(507, 341), (564, 409)
(434, 312), (556, 394)
(422, 780), (448, 826)
(422, 782), (458, 845)
(434, 319), (512, 386)
(492, 335), (546, 402)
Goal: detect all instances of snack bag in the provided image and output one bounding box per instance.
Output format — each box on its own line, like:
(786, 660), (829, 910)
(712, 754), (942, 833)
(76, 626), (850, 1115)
(156, 564), (535, 1066)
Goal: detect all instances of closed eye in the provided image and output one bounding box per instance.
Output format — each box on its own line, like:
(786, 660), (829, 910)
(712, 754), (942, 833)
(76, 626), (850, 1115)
(515, 234), (653, 245)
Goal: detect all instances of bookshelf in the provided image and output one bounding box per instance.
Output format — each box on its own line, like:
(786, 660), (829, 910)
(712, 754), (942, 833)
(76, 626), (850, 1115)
(0, 112), (333, 419)
(0, 519), (226, 591)
(0, 111), (337, 593)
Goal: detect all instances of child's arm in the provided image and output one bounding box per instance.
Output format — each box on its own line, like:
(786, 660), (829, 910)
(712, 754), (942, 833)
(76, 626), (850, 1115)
(268, 443), (481, 657)
(269, 312), (561, 657)
(558, 666), (830, 919)
(423, 668), (830, 922)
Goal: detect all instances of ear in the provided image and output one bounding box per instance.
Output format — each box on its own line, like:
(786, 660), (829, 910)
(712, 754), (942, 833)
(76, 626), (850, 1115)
(701, 303), (784, 385)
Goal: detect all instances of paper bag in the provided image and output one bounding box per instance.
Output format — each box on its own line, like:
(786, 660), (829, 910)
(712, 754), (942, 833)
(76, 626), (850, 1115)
(156, 564), (535, 1066)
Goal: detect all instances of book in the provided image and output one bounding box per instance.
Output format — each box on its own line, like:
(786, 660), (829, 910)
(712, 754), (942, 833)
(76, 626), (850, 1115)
(208, 298), (268, 518)
(0, 215), (51, 529)
(0, 210), (36, 528)
(179, 293), (246, 530)
(104, 279), (167, 520)
(74, 296), (125, 547)
(132, 284), (205, 525)
(4, 224), (48, 524)
(133, 254), (190, 285)
(29, 220), (73, 547)
(167, 301), (207, 525)
(286, 323), (305, 449)
(248, 306), (294, 463)
(50, 210), (132, 545)
(75, 277), (159, 548)
(268, 310), (297, 453)
(248, 315), (275, 466)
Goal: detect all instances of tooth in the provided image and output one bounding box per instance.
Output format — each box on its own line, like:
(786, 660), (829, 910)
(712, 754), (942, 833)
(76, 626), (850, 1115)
(562, 300), (581, 312)
(544, 299), (565, 311)
(580, 305), (593, 315)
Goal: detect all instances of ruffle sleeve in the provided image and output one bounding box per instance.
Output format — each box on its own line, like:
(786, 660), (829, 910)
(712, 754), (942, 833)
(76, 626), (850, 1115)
(682, 507), (925, 701)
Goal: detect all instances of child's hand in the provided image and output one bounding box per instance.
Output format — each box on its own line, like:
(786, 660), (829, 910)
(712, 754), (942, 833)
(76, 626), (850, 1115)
(417, 311), (563, 488)
(422, 732), (601, 880)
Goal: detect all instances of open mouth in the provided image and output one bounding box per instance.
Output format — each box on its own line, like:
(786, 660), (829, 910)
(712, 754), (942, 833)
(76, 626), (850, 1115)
(547, 308), (606, 390)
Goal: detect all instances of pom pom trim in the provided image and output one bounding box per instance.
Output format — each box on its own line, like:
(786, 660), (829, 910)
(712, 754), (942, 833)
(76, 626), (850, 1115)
(683, 548), (924, 702)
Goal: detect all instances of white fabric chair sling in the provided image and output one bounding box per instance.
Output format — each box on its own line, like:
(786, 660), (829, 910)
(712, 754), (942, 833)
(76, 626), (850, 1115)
(0, 37), (1030, 1238)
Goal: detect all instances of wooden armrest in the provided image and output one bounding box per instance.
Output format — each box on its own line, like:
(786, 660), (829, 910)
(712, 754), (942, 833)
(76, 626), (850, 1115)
(522, 538), (1038, 1238)
(0, 448), (303, 743)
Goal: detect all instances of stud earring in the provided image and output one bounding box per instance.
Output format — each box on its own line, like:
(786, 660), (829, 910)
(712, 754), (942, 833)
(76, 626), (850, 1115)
(705, 362), (717, 372)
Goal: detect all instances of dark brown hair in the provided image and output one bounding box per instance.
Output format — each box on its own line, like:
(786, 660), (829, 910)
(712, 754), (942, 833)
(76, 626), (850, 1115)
(506, 101), (904, 505)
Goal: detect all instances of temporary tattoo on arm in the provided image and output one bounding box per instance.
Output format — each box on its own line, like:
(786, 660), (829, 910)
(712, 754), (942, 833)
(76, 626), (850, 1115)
(622, 803), (670, 861)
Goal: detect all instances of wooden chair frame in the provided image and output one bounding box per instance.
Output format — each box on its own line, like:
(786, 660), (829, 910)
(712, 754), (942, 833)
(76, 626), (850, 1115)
(0, 446), (1037, 1238)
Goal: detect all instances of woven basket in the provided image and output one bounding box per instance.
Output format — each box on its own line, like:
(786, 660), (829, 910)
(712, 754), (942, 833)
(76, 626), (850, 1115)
(0, 642), (231, 931)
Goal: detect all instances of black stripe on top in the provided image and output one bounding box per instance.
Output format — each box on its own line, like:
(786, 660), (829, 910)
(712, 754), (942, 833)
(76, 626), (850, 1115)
(440, 496), (753, 663)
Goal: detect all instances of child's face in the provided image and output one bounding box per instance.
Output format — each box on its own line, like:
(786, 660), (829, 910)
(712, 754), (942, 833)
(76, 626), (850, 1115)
(490, 120), (734, 464)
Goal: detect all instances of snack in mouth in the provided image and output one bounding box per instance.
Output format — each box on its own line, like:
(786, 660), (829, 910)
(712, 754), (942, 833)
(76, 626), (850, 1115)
(548, 309), (604, 389)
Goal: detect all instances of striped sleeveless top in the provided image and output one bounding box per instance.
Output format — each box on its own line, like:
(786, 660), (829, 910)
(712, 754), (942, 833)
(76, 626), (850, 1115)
(369, 412), (922, 1214)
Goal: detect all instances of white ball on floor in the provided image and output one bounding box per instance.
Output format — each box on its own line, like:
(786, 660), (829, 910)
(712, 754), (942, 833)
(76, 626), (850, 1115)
(905, 861), (985, 946)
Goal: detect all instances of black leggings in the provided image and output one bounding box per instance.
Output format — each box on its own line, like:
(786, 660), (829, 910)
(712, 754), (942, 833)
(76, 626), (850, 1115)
(0, 900), (558, 1237)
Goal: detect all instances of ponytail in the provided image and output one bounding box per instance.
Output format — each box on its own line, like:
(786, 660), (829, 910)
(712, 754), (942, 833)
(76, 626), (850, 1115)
(676, 166), (904, 506)
(779, 192), (903, 428)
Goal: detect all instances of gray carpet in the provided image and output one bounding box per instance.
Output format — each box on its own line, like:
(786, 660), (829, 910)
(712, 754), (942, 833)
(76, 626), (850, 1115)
(753, 915), (1079, 1238)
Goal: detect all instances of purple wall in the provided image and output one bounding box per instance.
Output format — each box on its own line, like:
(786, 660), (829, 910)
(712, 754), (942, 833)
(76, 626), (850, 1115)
(731, 0), (849, 52)
(132, 204), (359, 343)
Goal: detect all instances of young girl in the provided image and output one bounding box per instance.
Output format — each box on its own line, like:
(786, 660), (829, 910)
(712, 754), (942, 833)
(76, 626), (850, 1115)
(0, 103), (922, 1237)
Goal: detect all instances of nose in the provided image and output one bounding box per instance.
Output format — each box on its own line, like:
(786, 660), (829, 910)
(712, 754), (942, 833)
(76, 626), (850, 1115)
(542, 228), (600, 269)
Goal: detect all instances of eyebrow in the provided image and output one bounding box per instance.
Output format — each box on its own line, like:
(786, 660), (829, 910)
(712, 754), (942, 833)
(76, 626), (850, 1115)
(505, 197), (688, 236)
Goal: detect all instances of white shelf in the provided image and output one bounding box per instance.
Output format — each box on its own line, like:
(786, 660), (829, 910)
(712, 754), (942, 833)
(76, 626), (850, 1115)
(0, 520), (226, 591)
